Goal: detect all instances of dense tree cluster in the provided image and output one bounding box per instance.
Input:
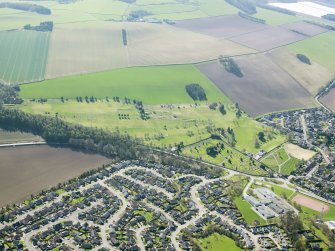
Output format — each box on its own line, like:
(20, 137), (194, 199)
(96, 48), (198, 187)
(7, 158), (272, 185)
(280, 211), (305, 250)
(219, 55), (243, 78)
(296, 54), (311, 65)
(225, 0), (256, 14)
(219, 104), (226, 115)
(185, 83), (207, 101)
(206, 143), (224, 157)
(24, 21), (53, 32)
(127, 10), (151, 20)
(322, 14), (335, 21)
(0, 108), (143, 160)
(122, 29), (127, 46)
(0, 3), (51, 15)
(0, 83), (23, 106)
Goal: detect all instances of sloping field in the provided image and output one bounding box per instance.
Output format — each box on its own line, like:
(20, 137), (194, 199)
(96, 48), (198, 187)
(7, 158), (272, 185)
(269, 48), (334, 95)
(126, 22), (254, 66)
(281, 21), (327, 37)
(45, 22), (128, 79)
(0, 30), (50, 84)
(197, 55), (315, 117)
(230, 26), (305, 51)
(287, 32), (335, 71)
(22, 65), (226, 104)
(320, 88), (335, 113)
(0, 145), (110, 207)
(174, 15), (268, 38)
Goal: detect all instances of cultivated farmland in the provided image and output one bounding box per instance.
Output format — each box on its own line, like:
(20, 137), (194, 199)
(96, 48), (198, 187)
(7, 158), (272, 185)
(0, 145), (110, 207)
(287, 32), (335, 71)
(126, 22), (254, 66)
(320, 88), (335, 113)
(197, 55), (315, 117)
(269, 48), (334, 95)
(230, 26), (305, 51)
(174, 15), (268, 38)
(45, 22), (128, 79)
(0, 30), (50, 84)
(0, 129), (41, 144)
(22, 65), (227, 104)
(281, 21), (327, 37)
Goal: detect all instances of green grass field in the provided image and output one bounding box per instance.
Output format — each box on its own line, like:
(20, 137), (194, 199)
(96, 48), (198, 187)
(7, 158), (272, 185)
(18, 98), (285, 155)
(261, 147), (300, 175)
(20, 65), (227, 104)
(183, 139), (267, 175)
(234, 197), (267, 225)
(196, 233), (242, 251)
(288, 32), (335, 71)
(253, 7), (301, 26)
(0, 30), (50, 84)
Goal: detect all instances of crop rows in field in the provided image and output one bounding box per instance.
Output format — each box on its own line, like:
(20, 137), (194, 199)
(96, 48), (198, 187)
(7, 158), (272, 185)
(0, 30), (50, 84)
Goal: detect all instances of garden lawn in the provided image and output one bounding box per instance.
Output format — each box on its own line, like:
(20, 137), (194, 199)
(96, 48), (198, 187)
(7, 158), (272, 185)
(196, 233), (242, 251)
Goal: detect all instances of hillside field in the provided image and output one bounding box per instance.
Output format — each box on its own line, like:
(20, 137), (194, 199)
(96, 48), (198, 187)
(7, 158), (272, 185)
(269, 48), (333, 95)
(0, 30), (50, 84)
(45, 22), (128, 79)
(17, 100), (285, 155)
(197, 55), (315, 117)
(287, 32), (335, 71)
(21, 65), (227, 104)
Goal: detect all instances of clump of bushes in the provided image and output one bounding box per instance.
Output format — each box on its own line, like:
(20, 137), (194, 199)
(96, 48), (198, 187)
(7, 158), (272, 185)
(219, 55), (243, 78)
(186, 83), (207, 101)
(296, 54), (311, 65)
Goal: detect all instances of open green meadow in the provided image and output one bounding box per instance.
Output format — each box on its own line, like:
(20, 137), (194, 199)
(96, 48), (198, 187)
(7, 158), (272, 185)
(287, 32), (335, 71)
(20, 65), (227, 104)
(183, 139), (267, 175)
(0, 30), (50, 84)
(17, 98), (285, 155)
(196, 233), (242, 251)
(261, 146), (301, 175)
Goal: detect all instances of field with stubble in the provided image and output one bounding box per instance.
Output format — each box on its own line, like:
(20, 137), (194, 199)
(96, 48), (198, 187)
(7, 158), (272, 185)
(0, 145), (110, 207)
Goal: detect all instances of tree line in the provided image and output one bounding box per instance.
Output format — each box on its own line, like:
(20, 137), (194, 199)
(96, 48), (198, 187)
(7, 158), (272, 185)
(0, 2), (51, 15)
(24, 21), (53, 32)
(0, 107), (143, 160)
